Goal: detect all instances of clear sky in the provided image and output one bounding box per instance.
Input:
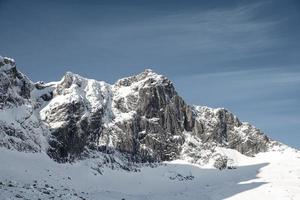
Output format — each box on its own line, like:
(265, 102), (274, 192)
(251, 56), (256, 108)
(0, 0), (299, 148)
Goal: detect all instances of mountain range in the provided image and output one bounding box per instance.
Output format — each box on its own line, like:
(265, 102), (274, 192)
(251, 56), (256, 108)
(0, 55), (299, 200)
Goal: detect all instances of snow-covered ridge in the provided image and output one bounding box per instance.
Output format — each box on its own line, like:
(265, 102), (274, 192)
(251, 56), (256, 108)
(0, 56), (288, 166)
(40, 71), (112, 127)
(114, 69), (170, 87)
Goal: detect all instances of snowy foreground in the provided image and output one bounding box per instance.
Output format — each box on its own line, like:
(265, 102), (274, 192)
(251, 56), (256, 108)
(0, 148), (300, 200)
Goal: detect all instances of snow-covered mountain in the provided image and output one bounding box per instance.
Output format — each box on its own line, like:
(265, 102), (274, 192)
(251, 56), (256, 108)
(0, 56), (299, 200)
(0, 56), (275, 163)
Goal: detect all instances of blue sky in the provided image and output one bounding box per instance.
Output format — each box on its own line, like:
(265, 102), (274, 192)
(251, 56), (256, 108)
(0, 0), (299, 148)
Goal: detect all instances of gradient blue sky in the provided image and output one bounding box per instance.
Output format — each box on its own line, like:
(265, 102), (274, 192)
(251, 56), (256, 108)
(0, 0), (299, 148)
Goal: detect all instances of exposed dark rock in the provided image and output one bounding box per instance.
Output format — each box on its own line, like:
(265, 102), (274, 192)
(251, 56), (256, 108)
(15, 194), (23, 198)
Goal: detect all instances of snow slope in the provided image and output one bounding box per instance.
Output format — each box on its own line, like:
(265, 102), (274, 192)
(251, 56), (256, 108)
(0, 147), (299, 200)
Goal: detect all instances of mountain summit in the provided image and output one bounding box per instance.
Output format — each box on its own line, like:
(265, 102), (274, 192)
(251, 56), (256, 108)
(0, 56), (279, 165)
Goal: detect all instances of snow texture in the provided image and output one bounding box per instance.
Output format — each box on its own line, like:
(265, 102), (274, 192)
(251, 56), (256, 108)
(1, 146), (300, 200)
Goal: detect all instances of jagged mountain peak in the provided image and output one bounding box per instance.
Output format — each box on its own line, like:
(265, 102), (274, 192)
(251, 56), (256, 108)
(60, 71), (96, 88)
(56, 69), (173, 98)
(114, 68), (172, 88)
(61, 71), (93, 82)
(0, 56), (19, 79)
(0, 56), (16, 71)
(55, 71), (111, 96)
(112, 69), (177, 113)
(0, 56), (31, 83)
(59, 68), (170, 90)
(0, 56), (34, 108)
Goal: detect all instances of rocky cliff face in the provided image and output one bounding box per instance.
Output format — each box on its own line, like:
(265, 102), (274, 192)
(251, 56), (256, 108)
(194, 106), (270, 156)
(108, 70), (193, 162)
(0, 57), (33, 108)
(0, 56), (49, 152)
(0, 56), (274, 165)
